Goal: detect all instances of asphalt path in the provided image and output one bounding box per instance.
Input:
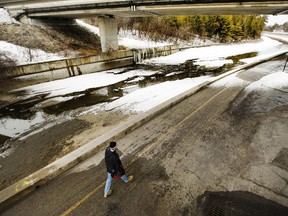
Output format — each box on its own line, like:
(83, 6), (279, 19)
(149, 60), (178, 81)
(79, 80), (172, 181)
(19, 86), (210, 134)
(1, 56), (288, 215)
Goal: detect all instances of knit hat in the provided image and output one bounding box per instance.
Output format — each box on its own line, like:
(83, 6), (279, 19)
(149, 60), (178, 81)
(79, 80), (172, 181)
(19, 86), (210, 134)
(109, 141), (117, 152)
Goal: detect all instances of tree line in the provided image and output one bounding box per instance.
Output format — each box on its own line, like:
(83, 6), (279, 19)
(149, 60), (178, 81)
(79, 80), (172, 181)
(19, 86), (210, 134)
(117, 15), (267, 43)
(265, 22), (288, 32)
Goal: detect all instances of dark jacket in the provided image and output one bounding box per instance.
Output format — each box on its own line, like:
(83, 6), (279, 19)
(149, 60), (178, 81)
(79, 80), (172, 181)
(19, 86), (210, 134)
(105, 147), (125, 177)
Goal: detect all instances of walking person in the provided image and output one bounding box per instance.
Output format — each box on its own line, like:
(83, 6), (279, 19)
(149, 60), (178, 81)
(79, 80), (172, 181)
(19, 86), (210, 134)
(104, 141), (133, 198)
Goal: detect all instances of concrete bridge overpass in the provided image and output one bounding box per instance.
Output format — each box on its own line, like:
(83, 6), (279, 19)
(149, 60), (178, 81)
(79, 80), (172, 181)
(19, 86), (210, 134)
(1, 0), (288, 52)
(1, 0), (288, 18)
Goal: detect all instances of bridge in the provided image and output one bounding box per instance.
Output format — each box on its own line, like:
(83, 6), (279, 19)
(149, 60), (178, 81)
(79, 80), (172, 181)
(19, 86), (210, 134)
(1, 0), (288, 52)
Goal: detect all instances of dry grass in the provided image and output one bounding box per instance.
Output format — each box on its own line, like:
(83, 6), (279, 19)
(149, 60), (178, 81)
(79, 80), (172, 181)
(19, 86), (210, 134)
(0, 22), (102, 56)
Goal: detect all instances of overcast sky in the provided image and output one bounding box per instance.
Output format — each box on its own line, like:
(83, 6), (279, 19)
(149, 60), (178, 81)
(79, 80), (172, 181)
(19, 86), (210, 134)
(267, 15), (287, 26)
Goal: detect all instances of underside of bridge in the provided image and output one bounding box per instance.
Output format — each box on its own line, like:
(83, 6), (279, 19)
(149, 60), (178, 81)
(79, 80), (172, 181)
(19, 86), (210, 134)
(2, 0), (288, 52)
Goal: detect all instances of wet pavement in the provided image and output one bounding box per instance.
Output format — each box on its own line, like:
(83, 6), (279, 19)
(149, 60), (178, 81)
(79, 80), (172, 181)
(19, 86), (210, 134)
(199, 191), (288, 216)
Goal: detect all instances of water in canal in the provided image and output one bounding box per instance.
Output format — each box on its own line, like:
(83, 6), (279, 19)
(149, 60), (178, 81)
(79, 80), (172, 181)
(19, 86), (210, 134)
(0, 50), (283, 145)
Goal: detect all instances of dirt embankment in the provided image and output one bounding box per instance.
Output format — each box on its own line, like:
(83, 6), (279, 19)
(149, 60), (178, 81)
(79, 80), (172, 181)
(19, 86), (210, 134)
(0, 20), (102, 58)
(0, 20), (104, 112)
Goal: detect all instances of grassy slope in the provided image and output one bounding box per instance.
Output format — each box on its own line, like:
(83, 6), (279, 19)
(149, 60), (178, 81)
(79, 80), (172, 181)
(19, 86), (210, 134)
(0, 21), (102, 57)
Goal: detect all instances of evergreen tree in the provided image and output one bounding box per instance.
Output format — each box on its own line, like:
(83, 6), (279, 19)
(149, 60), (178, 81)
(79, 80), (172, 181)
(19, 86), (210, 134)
(218, 16), (233, 42)
(206, 16), (220, 38)
(231, 16), (244, 41)
(116, 15), (267, 43)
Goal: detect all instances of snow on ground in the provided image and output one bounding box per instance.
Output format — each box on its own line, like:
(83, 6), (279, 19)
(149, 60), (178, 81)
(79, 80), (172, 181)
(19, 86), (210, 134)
(210, 73), (250, 88)
(0, 9), (66, 65)
(72, 20), (213, 49)
(144, 36), (282, 66)
(105, 36), (288, 113)
(0, 8), (17, 24)
(1, 8), (288, 138)
(118, 29), (173, 49)
(77, 21), (172, 49)
(231, 71), (288, 114)
(263, 32), (288, 43)
(0, 41), (65, 65)
(118, 29), (215, 49)
(119, 35), (171, 49)
(3, 38), (286, 138)
(0, 112), (46, 137)
(246, 72), (288, 93)
(76, 19), (100, 36)
(104, 76), (212, 113)
(10, 33), (288, 116)
(14, 69), (158, 99)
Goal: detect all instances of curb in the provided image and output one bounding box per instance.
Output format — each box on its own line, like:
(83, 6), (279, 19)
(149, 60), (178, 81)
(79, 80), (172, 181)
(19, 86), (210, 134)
(0, 50), (287, 209)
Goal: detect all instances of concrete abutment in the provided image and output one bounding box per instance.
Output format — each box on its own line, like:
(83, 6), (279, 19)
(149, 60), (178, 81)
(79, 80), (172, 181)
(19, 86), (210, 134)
(0, 45), (180, 85)
(18, 15), (119, 53)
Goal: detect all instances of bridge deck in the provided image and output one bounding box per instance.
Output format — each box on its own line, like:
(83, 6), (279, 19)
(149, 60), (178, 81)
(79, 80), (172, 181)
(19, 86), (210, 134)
(1, 0), (288, 18)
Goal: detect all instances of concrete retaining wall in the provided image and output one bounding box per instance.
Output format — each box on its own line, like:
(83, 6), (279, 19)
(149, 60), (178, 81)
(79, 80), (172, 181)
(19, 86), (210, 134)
(0, 45), (179, 83)
(0, 50), (134, 81)
(133, 45), (179, 63)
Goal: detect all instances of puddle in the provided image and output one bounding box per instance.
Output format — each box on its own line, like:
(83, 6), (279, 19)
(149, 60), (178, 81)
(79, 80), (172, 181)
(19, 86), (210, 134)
(0, 51), (277, 137)
(43, 86), (122, 115)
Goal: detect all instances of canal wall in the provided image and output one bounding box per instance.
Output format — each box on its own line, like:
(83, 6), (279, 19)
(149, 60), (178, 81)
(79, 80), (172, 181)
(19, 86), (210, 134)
(0, 45), (179, 84)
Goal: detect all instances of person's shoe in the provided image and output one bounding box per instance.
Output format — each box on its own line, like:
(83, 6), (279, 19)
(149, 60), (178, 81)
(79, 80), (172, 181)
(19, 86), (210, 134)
(104, 189), (112, 198)
(128, 175), (133, 182)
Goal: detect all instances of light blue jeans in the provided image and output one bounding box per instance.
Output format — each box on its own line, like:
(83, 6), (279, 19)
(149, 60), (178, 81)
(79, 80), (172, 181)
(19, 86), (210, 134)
(104, 172), (129, 196)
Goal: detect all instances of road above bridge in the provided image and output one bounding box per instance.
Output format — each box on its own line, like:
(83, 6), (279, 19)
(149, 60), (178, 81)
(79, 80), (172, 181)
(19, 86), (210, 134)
(1, 0), (288, 19)
(1, 55), (288, 215)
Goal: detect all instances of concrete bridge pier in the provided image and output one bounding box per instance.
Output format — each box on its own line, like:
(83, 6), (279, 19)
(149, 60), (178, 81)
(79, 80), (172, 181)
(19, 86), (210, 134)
(97, 16), (119, 53)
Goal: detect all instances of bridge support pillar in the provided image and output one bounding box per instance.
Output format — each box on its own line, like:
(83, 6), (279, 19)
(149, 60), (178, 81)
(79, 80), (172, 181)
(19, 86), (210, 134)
(98, 17), (119, 53)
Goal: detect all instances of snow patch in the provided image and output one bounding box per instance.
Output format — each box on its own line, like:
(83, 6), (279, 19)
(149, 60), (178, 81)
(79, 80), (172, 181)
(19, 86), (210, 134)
(0, 8), (17, 24)
(0, 41), (64, 65)
(104, 76), (212, 113)
(13, 69), (159, 98)
(0, 112), (46, 137)
(246, 72), (288, 93)
(76, 19), (100, 36)
(210, 73), (250, 88)
(144, 36), (282, 65)
(118, 30), (171, 49)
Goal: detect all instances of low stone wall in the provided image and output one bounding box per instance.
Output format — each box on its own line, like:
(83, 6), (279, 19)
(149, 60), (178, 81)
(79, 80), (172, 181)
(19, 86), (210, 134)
(0, 45), (179, 83)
